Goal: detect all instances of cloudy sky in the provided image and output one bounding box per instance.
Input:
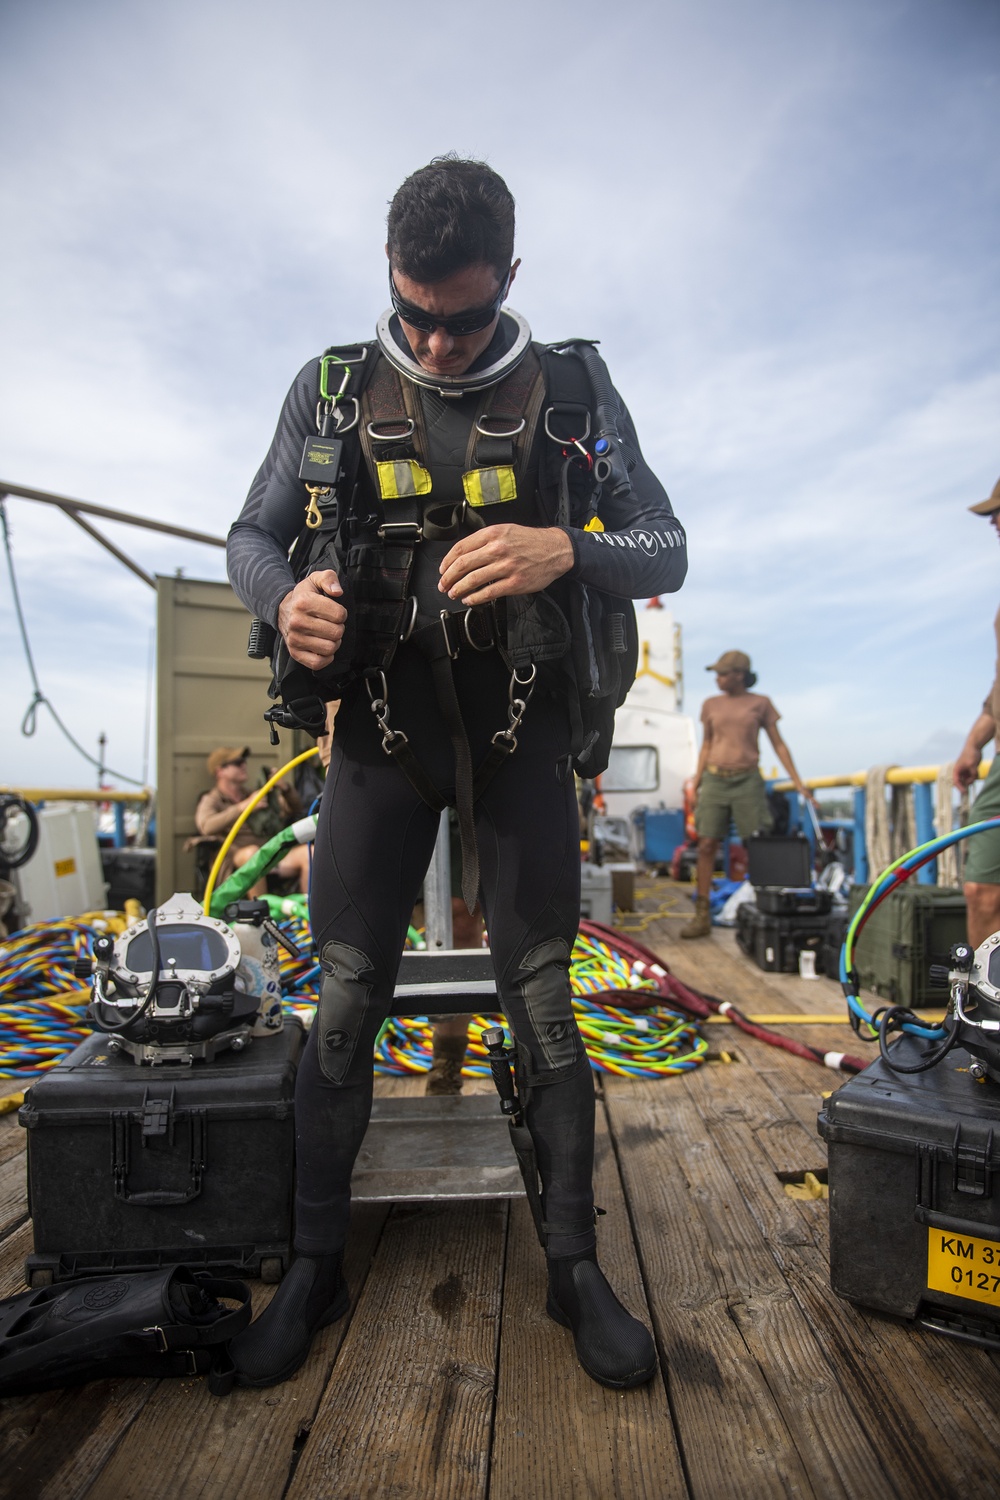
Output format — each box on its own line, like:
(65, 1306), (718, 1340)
(1, 0), (997, 790)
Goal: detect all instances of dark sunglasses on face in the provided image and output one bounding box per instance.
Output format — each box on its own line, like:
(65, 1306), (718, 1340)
(389, 269), (511, 337)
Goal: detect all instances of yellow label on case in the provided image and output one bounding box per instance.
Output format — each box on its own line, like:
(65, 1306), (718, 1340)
(927, 1226), (1000, 1307)
(54, 857), (76, 878)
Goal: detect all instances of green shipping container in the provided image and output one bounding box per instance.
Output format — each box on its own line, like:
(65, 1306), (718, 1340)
(847, 885), (967, 1009)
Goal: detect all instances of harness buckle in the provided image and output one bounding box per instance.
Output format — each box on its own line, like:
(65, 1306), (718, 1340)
(377, 520), (423, 542)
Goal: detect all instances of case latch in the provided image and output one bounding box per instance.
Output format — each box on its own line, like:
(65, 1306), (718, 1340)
(953, 1124), (994, 1198)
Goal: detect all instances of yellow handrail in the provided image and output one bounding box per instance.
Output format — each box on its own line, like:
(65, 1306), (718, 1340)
(0, 786), (152, 803)
(770, 761), (992, 794)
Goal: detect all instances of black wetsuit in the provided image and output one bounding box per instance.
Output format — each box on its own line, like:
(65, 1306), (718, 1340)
(227, 315), (687, 1262)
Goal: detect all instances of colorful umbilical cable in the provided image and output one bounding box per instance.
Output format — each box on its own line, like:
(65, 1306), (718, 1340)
(0, 911), (707, 1079)
(841, 816), (1000, 1043)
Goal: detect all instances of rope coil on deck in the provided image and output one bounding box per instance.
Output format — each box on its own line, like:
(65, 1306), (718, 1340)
(0, 915), (709, 1078)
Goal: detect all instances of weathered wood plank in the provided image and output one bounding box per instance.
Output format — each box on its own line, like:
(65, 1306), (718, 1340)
(80, 1201), (391, 1500)
(0, 1380), (158, 1500)
(692, 1055), (1000, 1498)
(601, 1077), (818, 1499)
(609, 1074), (897, 1499)
(286, 1198), (506, 1500)
(0, 1107), (27, 1168)
(0, 1219), (32, 1294)
(489, 1095), (686, 1500)
(0, 1144), (27, 1238)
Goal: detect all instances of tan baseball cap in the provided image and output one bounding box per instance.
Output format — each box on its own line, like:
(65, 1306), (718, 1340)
(206, 745), (250, 776)
(969, 477), (1000, 517)
(706, 650), (751, 674)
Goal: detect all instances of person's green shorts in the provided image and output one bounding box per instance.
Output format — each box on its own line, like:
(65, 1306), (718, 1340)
(694, 768), (773, 841)
(964, 756), (1000, 884)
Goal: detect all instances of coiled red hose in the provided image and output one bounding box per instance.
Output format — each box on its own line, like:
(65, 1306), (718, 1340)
(578, 918), (866, 1075)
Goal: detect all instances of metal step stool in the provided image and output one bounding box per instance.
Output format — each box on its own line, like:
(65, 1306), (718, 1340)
(350, 817), (524, 1205)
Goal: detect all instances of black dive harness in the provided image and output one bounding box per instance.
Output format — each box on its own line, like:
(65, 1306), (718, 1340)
(250, 314), (639, 907)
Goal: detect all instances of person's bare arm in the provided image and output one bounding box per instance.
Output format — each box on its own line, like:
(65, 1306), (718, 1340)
(278, 569), (347, 670)
(954, 709), (996, 790)
(765, 724), (816, 805)
(194, 796), (256, 838)
(438, 525), (574, 605)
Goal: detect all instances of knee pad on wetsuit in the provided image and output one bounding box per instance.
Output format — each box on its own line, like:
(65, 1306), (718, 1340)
(513, 938), (584, 1072)
(316, 941), (376, 1085)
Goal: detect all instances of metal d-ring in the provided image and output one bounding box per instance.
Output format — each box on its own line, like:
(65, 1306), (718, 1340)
(543, 407), (591, 448)
(475, 415), (526, 438)
(367, 418), (415, 442)
(399, 596), (418, 643)
(462, 609), (494, 653)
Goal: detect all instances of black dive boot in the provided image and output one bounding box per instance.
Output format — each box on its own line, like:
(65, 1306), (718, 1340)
(231, 1251), (348, 1387)
(547, 1250), (657, 1389)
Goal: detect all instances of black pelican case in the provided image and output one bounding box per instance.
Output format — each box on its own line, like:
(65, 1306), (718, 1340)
(735, 903), (829, 973)
(19, 1017), (305, 1287)
(819, 1038), (1000, 1347)
(846, 883), (967, 1009)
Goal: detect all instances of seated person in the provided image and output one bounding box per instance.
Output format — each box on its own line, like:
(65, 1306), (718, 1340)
(194, 746), (310, 895)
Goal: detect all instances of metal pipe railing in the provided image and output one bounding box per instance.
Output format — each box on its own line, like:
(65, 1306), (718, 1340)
(770, 760), (991, 793)
(766, 760), (991, 888)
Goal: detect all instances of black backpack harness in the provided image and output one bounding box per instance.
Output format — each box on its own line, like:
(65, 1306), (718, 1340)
(250, 335), (638, 906)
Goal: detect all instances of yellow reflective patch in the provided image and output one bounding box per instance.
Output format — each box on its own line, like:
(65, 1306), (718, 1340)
(463, 467), (517, 507)
(376, 459), (432, 499)
(584, 515), (605, 532)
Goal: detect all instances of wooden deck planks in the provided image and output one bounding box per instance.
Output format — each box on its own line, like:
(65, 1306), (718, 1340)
(81, 1202), (392, 1500)
(286, 1198), (506, 1500)
(489, 1091), (686, 1500)
(692, 1055), (1000, 1500)
(3, 899), (1000, 1498)
(601, 1073), (819, 1500)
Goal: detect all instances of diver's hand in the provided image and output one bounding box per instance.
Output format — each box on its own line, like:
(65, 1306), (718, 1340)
(277, 570), (346, 670)
(438, 525), (574, 606)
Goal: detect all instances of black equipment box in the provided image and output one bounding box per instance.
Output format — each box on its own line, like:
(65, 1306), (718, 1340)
(735, 903), (828, 974)
(819, 1040), (1000, 1346)
(20, 1018), (305, 1286)
(755, 886), (833, 917)
(819, 910), (850, 979)
(100, 847), (156, 912)
(847, 883), (967, 1009)
(747, 831), (812, 889)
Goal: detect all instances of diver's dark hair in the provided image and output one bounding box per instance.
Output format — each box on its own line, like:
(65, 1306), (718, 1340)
(745, 671), (758, 689)
(387, 156), (515, 284)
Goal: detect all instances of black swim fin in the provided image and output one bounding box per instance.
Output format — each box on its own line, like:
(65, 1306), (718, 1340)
(0, 1266), (251, 1397)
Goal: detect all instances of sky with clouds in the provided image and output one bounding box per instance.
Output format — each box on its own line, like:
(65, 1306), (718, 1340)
(1, 0), (997, 791)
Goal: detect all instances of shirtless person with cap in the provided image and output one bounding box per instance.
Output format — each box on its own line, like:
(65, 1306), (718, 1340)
(681, 650), (813, 940)
(953, 478), (1000, 947)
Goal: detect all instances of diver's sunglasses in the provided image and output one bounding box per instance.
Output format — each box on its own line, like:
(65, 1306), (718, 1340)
(389, 270), (510, 337)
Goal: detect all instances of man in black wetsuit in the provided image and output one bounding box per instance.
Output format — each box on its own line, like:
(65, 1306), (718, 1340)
(226, 158), (687, 1390)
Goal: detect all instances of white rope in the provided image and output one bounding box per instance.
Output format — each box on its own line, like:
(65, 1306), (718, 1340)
(865, 763), (916, 879)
